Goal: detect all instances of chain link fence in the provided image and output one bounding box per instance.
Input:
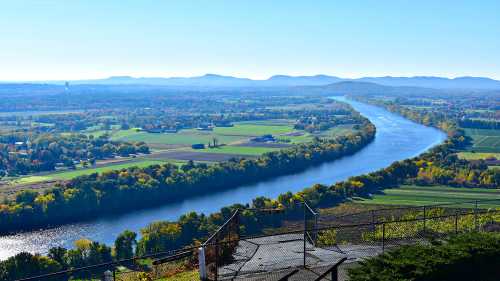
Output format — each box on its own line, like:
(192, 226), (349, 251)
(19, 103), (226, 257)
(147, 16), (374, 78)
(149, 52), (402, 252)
(15, 199), (500, 281)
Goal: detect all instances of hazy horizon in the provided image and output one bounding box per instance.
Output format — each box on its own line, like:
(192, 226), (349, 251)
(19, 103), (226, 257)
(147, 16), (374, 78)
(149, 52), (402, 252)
(4, 73), (500, 83)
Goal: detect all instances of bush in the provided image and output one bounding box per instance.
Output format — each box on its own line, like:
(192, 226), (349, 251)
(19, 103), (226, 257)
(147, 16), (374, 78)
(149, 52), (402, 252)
(348, 232), (500, 281)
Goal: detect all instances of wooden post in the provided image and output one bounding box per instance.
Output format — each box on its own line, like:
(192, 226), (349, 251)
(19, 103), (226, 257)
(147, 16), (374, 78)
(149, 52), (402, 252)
(455, 211), (459, 234)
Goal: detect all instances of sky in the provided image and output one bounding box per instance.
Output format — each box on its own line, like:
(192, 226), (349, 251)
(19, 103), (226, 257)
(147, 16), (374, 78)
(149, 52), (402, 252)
(0, 0), (499, 81)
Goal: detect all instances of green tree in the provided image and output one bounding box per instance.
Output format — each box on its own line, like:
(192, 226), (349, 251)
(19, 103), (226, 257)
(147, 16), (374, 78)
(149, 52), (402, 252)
(114, 230), (137, 260)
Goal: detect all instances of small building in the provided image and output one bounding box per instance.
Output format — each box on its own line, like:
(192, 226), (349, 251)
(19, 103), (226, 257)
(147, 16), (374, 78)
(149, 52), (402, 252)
(192, 143), (205, 149)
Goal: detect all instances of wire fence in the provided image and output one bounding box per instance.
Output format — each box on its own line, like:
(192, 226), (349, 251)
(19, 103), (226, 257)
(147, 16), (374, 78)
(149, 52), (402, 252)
(14, 246), (198, 281)
(203, 202), (500, 280)
(14, 198), (500, 281)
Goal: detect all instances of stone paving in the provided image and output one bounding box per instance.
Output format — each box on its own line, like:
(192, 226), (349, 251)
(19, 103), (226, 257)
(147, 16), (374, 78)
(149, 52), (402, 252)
(219, 233), (385, 280)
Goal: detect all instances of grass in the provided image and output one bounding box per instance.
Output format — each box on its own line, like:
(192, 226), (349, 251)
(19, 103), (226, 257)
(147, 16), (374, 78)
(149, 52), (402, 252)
(157, 270), (198, 281)
(278, 125), (356, 144)
(91, 123), (297, 146)
(9, 160), (173, 184)
(109, 129), (244, 145)
(212, 123), (295, 136)
(464, 128), (500, 153)
(196, 145), (280, 155)
(457, 152), (499, 160)
(356, 185), (500, 208)
(236, 119), (296, 126)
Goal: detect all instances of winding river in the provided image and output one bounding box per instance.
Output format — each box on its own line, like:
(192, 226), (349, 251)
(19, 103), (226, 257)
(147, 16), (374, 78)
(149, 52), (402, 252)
(0, 98), (446, 260)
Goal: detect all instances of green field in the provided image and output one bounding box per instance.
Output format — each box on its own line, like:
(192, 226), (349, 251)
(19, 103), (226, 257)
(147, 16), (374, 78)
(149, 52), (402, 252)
(278, 125), (356, 144)
(10, 160), (174, 184)
(464, 128), (500, 153)
(212, 124), (295, 136)
(457, 152), (499, 160)
(236, 119), (296, 126)
(277, 133), (314, 144)
(92, 123), (298, 146)
(110, 129), (244, 145)
(195, 145), (280, 155)
(356, 185), (500, 208)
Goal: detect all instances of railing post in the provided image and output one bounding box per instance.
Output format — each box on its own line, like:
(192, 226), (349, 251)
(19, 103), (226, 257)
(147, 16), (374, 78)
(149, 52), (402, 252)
(331, 266), (339, 281)
(455, 211), (459, 234)
(423, 206), (426, 234)
(371, 210), (375, 232)
(314, 212), (318, 247)
(303, 202), (307, 268)
(199, 247), (207, 281)
(215, 235), (219, 281)
(104, 270), (113, 281)
(474, 200), (478, 232)
(382, 223), (385, 253)
(236, 209), (240, 239)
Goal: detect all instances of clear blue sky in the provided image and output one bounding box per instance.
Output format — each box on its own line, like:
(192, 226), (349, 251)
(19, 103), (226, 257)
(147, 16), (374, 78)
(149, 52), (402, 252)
(1, 0), (499, 80)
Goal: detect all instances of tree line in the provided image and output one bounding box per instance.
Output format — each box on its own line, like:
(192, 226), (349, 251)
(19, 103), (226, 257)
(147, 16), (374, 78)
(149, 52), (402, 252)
(0, 133), (149, 177)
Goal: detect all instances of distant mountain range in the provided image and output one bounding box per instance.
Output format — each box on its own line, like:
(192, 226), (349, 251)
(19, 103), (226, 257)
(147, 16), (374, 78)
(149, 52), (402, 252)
(9, 74), (500, 90)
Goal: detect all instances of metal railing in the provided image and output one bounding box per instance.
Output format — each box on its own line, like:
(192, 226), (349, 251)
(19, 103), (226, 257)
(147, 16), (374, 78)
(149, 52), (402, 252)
(209, 206), (500, 280)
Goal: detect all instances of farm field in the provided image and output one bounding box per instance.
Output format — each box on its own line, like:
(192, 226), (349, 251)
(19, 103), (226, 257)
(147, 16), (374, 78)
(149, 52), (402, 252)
(212, 123), (295, 136)
(278, 125), (356, 144)
(6, 159), (172, 184)
(145, 150), (253, 162)
(194, 145), (280, 155)
(457, 152), (499, 160)
(110, 129), (244, 145)
(4, 121), (359, 187)
(464, 128), (500, 153)
(355, 185), (500, 208)
(90, 123), (299, 146)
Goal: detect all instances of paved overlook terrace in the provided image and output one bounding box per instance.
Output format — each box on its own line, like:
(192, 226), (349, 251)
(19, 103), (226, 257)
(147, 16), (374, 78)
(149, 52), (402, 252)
(0, 97), (446, 259)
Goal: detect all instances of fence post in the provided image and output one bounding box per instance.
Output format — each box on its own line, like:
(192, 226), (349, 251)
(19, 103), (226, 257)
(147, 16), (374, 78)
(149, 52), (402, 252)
(371, 210), (375, 232)
(104, 270), (112, 281)
(423, 206), (426, 234)
(303, 202), (307, 268)
(331, 266), (339, 281)
(455, 211), (458, 234)
(382, 223), (385, 253)
(199, 247), (207, 281)
(215, 234), (219, 281)
(314, 212), (319, 247)
(474, 200), (478, 232)
(235, 209), (240, 239)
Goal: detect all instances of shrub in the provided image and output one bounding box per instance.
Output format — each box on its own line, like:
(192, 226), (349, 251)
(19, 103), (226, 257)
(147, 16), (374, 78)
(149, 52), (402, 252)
(348, 232), (500, 281)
